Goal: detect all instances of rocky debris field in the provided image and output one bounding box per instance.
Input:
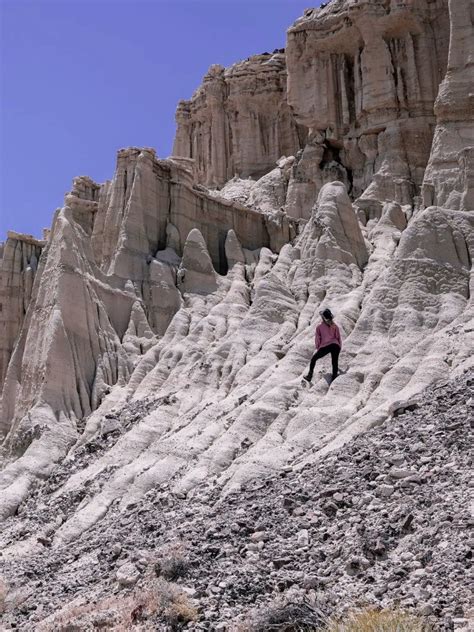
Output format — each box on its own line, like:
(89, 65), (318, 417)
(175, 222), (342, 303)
(0, 372), (472, 631)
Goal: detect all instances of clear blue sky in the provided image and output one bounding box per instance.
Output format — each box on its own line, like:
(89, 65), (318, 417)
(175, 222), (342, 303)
(0, 0), (319, 240)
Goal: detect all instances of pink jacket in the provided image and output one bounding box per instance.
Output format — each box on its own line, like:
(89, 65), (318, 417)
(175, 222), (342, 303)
(315, 322), (342, 350)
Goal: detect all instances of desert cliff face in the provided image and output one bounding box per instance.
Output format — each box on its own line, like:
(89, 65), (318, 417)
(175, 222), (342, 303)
(0, 0), (473, 627)
(173, 53), (307, 188)
(0, 233), (45, 387)
(423, 0), (474, 210)
(285, 0), (451, 218)
(0, 146), (297, 462)
(173, 0), (454, 222)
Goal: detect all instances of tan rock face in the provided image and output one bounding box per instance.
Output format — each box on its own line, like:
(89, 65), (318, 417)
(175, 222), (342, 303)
(0, 232), (45, 388)
(285, 0), (450, 216)
(422, 0), (474, 210)
(173, 54), (307, 187)
(0, 147), (297, 447)
(90, 147), (297, 279)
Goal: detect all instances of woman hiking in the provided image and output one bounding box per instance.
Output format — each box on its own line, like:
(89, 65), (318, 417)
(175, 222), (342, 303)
(304, 308), (342, 383)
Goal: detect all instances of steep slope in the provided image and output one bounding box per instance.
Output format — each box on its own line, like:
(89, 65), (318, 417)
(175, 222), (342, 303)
(0, 177), (471, 532)
(0, 149), (297, 520)
(0, 0), (473, 628)
(0, 370), (471, 630)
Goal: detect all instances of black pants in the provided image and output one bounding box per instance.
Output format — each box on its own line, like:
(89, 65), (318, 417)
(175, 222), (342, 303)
(307, 343), (340, 380)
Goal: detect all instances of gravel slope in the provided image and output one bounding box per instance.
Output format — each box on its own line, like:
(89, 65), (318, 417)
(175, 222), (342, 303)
(0, 372), (472, 631)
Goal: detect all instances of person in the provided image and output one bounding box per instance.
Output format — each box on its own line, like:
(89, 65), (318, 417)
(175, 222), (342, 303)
(304, 308), (342, 383)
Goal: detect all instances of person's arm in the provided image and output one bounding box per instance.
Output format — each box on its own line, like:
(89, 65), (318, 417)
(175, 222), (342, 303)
(315, 325), (322, 349)
(335, 324), (342, 348)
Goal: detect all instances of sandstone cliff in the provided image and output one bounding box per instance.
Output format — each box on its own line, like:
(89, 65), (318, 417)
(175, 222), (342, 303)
(173, 1), (454, 223)
(285, 0), (451, 219)
(1, 0), (472, 520)
(0, 232), (45, 386)
(173, 53), (307, 187)
(423, 0), (474, 210)
(0, 0), (473, 627)
(0, 147), (297, 449)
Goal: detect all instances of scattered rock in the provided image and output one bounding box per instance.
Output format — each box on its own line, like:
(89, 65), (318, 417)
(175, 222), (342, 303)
(115, 562), (140, 587)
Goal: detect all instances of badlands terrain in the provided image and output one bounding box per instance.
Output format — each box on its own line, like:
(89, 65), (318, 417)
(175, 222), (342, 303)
(0, 0), (473, 630)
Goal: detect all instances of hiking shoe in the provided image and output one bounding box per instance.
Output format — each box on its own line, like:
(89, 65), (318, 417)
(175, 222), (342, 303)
(303, 375), (312, 383)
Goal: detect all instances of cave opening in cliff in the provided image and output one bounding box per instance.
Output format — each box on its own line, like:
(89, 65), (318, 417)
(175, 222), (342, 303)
(218, 230), (229, 276)
(319, 140), (354, 195)
(319, 140), (340, 169)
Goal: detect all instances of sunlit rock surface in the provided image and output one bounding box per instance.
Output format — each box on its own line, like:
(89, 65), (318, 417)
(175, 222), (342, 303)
(173, 53), (307, 187)
(0, 0), (472, 604)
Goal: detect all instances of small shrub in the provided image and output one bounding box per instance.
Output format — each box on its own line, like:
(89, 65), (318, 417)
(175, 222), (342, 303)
(155, 542), (189, 581)
(323, 608), (433, 632)
(163, 592), (198, 627)
(36, 576), (197, 631)
(244, 597), (327, 631)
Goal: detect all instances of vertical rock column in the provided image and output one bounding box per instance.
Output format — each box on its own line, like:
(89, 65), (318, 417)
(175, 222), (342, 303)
(286, 1), (450, 214)
(173, 53), (306, 188)
(422, 0), (474, 209)
(0, 233), (44, 388)
(353, 13), (397, 126)
(206, 66), (228, 187)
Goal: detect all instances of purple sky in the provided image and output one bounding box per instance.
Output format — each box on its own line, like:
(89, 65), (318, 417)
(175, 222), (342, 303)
(0, 0), (319, 240)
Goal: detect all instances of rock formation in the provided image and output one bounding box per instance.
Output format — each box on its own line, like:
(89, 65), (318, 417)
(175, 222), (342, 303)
(173, 53), (307, 187)
(0, 232), (45, 386)
(0, 0), (473, 628)
(284, 0), (451, 218)
(89, 147), (297, 277)
(173, 1), (455, 222)
(2, 373), (471, 630)
(0, 147), (297, 477)
(422, 0), (474, 211)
